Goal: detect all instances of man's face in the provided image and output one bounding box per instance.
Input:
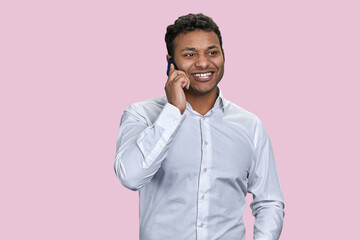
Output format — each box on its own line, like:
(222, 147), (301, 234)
(170, 29), (224, 95)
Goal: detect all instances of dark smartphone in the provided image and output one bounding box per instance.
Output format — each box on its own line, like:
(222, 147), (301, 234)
(166, 58), (178, 76)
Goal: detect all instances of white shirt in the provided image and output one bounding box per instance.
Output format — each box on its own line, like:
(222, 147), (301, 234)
(114, 90), (284, 240)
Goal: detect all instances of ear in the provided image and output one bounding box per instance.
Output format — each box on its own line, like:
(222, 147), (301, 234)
(166, 54), (172, 62)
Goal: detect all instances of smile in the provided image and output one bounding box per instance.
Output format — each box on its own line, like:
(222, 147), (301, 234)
(192, 72), (213, 80)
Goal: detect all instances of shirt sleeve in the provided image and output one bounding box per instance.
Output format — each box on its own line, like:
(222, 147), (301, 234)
(114, 102), (185, 191)
(247, 118), (285, 240)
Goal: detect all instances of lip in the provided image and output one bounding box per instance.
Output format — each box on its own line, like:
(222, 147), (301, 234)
(191, 71), (215, 82)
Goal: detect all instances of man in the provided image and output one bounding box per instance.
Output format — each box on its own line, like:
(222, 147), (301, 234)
(114, 13), (284, 240)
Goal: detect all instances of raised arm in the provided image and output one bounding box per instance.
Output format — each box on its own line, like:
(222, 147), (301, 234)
(115, 60), (190, 190)
(114, 103), (184, 190)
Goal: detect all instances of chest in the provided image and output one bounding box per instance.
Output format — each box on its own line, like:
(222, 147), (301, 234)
(161, 116), (254, 182)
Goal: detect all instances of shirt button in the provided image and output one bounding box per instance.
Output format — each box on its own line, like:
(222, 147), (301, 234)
(204, 141), (208, 145)
(201, 195), (205, 199)
(174, 119), (178, 124)
(203, 168), (207, 172)
(199, 223), (204, 228)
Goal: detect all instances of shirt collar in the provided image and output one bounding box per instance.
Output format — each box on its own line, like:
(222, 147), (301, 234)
(215, 88), (225, 111)
(185, 88), (225, 115)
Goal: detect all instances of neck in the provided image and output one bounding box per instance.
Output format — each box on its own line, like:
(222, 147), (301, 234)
(185, 87), (219, 116)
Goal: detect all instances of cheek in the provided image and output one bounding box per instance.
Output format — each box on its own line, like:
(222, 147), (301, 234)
(215, 59), (224, 70)
(181, 63), (195, 74)
(209, 56), (223, 68)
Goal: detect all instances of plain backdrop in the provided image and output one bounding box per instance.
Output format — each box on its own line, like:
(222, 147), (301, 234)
(1, 0), (359, 239)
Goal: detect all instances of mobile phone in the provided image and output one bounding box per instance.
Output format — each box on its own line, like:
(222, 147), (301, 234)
(166, 58), (178, 76)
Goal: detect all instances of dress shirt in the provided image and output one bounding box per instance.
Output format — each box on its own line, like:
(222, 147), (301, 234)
(114, 90), (284, 240)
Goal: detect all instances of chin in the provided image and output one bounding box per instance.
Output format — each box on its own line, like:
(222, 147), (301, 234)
(189, 84), (218, 95)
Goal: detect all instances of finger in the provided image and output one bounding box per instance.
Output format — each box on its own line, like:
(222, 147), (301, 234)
(167, 64), (183, 83)
(172, 74), (185, 84)
(168, 63), (175, 76)
(183, 75), (190, 89)
(181, 76), (191, 89)
(166, 64), (177, 83)
(171, 68), (187, 78)
(171, 74), (186, 86)
(181, 81), (186, 88)
(175, 75), (190, 89)
(168, 70), (187, 84)
(176, 74), (190, 90)
(186, 80), (190, 90)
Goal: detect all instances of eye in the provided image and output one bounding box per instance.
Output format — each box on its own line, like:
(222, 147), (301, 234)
(184, 53), (194, 57)
(208, 51), (218, 55)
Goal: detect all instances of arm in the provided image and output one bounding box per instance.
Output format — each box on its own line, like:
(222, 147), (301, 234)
(114, 103), (184, 191)
(114, 62), (190, 191)
(247, 118), (285, 240)
(115, 63), (190, 191)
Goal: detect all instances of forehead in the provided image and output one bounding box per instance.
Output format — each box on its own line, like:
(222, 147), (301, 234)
(173, 29), (220, 52)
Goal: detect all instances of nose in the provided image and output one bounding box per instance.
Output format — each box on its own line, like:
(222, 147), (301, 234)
(195, 54), (210, 69)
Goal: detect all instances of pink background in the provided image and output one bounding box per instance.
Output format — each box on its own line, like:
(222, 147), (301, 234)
(1, 0), (359, 239)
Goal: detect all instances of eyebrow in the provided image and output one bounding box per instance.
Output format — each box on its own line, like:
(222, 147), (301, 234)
(180, 45), (219, 52)
(208, 45), (218, 50)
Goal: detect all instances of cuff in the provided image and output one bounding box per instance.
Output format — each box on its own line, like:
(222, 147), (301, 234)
(154, 103), (185, 131)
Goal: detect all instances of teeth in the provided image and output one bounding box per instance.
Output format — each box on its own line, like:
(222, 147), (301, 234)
(194, 72), (212, 77)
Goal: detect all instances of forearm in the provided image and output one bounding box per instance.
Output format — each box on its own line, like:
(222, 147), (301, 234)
(114, 138), (163, 191)
(252, 201), (284, 240)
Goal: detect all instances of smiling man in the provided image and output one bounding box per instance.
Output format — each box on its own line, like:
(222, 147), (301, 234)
(114, 13), (284, 240)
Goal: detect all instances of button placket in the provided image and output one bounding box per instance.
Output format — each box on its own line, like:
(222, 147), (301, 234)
(196, 117), (211, 239)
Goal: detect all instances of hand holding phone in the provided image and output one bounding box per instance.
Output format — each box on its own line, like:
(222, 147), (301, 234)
(165, 58), (190, 114)
(166, 58), (177, 76)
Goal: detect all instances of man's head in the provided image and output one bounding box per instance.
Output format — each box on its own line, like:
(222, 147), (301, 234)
(165, 13), (223, 58)
(165, 13), (225, 95)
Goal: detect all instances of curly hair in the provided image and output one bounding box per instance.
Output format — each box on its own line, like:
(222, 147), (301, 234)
(165, 13), (223, 57)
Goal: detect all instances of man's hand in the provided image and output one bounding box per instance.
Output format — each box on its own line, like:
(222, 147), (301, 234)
(165, 63), (190, 114)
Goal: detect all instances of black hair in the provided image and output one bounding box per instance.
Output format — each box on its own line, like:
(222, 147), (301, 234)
(165, 13), (223, 57)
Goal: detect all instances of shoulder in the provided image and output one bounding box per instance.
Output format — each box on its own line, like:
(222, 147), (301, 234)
(126, 96), (167, 112)
(124, 97), (168, 125)
(221, 98), (267, 146)
(222, 98), (260, 124)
